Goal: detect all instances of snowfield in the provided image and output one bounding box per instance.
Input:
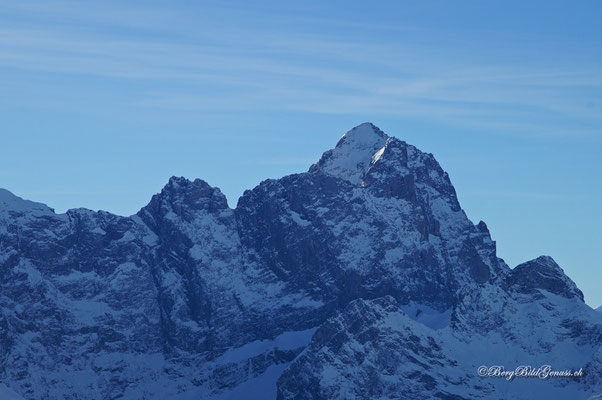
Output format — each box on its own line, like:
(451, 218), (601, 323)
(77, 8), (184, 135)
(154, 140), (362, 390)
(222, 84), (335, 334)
(0, 123), (600, 399)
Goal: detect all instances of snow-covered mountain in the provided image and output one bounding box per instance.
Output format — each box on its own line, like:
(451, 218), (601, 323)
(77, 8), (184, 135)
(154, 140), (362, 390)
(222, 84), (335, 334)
(0, 123), (600, 399)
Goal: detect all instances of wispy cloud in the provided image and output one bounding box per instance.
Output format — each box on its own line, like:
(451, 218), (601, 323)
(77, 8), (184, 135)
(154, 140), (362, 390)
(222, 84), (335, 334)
(239, 156), (320, 166)
(468, 190), (567, 200)
(1, 1), (601, 137)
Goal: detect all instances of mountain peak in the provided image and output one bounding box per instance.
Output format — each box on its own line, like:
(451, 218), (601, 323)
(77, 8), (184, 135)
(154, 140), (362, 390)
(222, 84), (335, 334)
(1, 124), (600, 400)
(161, 176), (223, 200)
(309, 122), (389, 184)
(166, 175), (193, 187)
(344, 122), (387, 138)
(0, 188), (54, 215)
(508, 256), (584, 301)
(137, 176), (229, 225)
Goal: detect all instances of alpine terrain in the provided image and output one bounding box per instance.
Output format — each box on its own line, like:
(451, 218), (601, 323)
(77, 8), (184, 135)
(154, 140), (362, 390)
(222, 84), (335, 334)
(0, 123), (600, 399)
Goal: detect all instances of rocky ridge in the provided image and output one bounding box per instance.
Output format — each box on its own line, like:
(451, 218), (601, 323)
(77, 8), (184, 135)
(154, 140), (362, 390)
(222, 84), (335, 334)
(0, 123), (600, 399)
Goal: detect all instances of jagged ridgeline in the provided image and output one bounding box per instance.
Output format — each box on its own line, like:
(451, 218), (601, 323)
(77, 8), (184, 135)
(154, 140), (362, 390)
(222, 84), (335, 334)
(0, 123), (600, 399)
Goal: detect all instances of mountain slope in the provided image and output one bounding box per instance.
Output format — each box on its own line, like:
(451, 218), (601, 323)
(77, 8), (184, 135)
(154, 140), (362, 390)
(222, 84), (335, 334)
(0, 123), (600, 399)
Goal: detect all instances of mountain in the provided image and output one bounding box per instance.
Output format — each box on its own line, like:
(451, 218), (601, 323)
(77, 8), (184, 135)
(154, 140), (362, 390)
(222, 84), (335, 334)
(0, 123), (600, 399)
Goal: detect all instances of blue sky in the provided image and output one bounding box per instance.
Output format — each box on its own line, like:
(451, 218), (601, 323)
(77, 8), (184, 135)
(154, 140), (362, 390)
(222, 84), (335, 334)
(1, 0), (601, 307)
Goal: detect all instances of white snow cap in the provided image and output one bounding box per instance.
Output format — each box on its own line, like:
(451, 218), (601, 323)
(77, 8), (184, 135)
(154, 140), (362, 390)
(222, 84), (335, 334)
(317, 122), (389, 184)
(0, 188), (54, 214)
(0, 383), (25, 400)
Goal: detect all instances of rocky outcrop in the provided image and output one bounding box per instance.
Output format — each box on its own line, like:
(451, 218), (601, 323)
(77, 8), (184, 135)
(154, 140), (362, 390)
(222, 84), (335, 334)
(0, 123), (599, 399)
(506, 255), (584, 300)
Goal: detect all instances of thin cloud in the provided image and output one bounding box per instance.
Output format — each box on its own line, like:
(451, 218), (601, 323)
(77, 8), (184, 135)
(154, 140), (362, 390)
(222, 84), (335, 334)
(1, 3), (600, 138)
(468, 190), (568, 201)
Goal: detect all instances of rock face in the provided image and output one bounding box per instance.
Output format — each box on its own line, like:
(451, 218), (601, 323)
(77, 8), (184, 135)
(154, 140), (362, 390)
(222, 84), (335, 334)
(505, 256), (584, 300)
(0, 123), (600, 399)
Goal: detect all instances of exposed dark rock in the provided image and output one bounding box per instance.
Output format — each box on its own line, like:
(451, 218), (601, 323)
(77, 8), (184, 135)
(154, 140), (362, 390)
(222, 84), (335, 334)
(0, 123), (599, 399)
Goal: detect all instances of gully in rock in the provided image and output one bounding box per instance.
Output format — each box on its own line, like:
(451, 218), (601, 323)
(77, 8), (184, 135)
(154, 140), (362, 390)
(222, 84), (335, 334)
(0, 124), (600, 400)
